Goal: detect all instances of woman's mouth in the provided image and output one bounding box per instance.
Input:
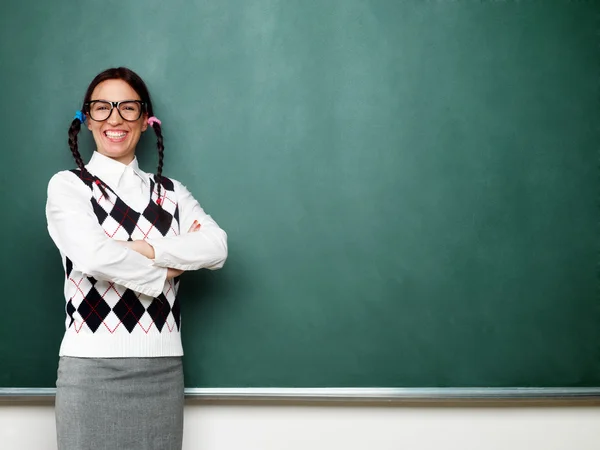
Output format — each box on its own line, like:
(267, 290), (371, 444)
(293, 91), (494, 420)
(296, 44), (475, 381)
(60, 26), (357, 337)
(104, 130), (128, 142)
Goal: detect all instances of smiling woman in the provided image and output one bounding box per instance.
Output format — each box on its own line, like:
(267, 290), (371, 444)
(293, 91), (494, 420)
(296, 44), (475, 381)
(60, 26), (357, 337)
(45, 67), (228, 450)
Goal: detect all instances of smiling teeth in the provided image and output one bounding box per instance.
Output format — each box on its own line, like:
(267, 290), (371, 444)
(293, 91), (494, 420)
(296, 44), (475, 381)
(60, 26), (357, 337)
(105, 131), (126, 138)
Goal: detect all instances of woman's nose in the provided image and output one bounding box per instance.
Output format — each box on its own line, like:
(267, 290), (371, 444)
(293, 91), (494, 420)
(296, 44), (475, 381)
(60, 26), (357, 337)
(107, 105), (122, 125)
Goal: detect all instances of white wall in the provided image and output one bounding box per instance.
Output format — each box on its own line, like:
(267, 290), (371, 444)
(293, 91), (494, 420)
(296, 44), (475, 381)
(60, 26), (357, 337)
(1, 402), (600, 450)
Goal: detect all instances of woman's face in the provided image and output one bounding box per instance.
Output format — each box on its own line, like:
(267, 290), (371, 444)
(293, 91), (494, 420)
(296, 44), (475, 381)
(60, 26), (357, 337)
(86, 79), (148, 164)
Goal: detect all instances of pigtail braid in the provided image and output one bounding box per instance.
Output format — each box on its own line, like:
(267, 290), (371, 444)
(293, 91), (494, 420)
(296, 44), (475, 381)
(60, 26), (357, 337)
(68, 119), (85, 172)
(151, 121), (165, 206)
(149, 120), (170, 229)
(68, 117), (108, 198)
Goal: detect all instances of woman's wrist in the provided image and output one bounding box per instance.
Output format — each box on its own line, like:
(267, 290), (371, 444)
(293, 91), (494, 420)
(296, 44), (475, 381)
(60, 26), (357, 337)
(140, 240), (155, 259)
(117, 240), (155, 260)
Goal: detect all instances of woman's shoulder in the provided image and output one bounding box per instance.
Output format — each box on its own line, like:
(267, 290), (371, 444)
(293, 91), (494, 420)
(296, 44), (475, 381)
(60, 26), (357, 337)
(47, 169), (93, 196)
(48, 169), (83, 186)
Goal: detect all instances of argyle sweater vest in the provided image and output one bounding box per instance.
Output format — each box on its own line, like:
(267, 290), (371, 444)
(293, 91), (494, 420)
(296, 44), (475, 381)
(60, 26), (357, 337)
(59, 169), (184, 358)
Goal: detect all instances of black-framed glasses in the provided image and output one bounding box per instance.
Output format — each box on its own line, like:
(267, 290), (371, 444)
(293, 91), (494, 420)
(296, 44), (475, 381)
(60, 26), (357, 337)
(84, 100), (146, 122)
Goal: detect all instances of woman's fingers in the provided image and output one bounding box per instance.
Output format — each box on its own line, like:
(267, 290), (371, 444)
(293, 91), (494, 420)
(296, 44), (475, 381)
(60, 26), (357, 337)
(188, 220), (201, 233)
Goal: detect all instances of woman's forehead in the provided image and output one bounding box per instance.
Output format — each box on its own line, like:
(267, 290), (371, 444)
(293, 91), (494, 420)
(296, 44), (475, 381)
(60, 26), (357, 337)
(90, 79), (141, 101)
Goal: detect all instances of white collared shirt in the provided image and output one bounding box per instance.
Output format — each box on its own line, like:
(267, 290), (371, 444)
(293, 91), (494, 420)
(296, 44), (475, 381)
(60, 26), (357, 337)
(46, 151), (228, 298)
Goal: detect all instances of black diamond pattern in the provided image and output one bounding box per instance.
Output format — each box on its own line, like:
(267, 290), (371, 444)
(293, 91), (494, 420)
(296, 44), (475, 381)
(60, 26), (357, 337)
(90, 197), (109, 225)
(113, 290), (146, 333)
(147, 294), (171, 332)
(76, 288), (111, 332)
(171, 297), (181, 331)
(65, 258), (73, 278)
(109, 197), (141, 236)
(155, 175), (174, 191)
(142, 201), (173, 236)
(66, 300), (76, 328)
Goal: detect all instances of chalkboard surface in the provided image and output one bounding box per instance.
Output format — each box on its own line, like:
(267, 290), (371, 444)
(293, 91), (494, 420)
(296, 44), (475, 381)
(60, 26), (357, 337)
(1, 0), (599, 389)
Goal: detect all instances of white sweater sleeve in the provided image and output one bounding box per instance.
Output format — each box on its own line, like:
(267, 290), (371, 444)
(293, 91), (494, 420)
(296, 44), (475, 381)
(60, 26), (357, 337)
(146, 180), (228, 271)
(46, 171), (168, 297)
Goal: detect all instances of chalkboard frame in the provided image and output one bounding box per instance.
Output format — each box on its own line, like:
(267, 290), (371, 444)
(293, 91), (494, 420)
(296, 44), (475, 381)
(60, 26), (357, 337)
(2, 387), (600, 402)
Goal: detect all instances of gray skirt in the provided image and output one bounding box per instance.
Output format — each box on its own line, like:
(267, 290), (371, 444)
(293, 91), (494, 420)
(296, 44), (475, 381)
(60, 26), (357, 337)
(55, 356), (184, 450)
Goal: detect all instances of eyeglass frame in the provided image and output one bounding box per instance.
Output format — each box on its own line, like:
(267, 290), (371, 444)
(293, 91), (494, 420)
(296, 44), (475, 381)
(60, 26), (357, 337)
(84, 100), (147, 122)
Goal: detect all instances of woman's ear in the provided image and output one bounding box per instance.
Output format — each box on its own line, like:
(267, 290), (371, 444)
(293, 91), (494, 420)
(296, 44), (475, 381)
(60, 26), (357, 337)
(142, 113), (149, 132)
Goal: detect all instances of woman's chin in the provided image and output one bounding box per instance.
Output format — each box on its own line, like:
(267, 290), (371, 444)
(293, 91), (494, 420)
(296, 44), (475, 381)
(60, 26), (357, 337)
(97, 147), (135, 163)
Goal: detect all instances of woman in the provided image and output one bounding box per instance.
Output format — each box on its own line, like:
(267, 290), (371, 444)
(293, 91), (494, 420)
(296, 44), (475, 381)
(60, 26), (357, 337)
(46, 67), (228, 450)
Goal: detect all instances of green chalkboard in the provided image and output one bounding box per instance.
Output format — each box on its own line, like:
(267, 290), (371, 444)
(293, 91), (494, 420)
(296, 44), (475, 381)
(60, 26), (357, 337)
(1, 0), (599, 390)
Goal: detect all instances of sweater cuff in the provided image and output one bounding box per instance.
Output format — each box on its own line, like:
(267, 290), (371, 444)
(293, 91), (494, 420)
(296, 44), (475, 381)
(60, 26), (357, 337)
(148, 239), (169, 268)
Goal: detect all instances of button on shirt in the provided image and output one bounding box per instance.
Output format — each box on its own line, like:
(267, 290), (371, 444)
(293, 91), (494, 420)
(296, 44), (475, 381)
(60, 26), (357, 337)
(46, 151), (228, 298)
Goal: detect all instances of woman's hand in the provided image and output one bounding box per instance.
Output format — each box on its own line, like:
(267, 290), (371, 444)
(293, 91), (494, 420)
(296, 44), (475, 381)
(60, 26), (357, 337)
(188, 220), (201, 233)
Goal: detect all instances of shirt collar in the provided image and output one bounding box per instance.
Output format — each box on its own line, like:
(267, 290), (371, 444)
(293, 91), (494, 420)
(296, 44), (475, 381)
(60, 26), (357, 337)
(86, 151), (148, 188)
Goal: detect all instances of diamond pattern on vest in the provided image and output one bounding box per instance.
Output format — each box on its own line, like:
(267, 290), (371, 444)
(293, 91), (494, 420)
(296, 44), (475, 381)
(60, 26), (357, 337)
(112, 289), (146, 333)
(64, 169), (181, 334)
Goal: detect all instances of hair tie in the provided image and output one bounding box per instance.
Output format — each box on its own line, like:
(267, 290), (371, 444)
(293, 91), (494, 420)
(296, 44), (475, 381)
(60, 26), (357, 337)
(74, 110), (86, 123)
(147, 116), (161, 127)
